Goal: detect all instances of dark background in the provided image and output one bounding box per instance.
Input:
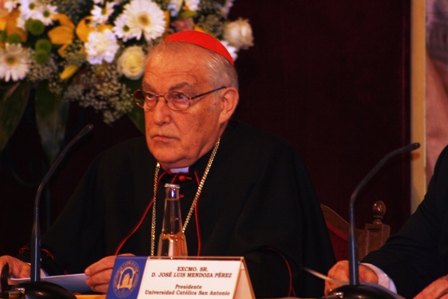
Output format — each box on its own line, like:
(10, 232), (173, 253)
(0, 1), (411, 256)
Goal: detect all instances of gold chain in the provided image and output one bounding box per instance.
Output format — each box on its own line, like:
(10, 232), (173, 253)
(150, 139), (221, 256)
(150, 162), (160, 256)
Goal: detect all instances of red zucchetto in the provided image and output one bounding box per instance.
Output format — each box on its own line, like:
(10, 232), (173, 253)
(165, 30), (234, 65)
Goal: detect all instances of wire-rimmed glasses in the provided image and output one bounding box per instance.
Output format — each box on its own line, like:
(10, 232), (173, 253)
(133, 86), (226, 111)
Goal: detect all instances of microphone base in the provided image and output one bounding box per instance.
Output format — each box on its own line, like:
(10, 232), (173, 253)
(329, 284), (400, 299)
(16, 281), (76, 299)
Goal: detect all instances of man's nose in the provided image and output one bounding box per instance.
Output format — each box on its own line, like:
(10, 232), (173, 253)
(150, 96), (171, 124)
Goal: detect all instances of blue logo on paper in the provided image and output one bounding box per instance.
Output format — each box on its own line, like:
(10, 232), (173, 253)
(107, 256), (147, 298)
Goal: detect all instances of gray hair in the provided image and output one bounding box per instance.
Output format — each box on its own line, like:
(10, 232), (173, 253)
(146, 41), (239, 89)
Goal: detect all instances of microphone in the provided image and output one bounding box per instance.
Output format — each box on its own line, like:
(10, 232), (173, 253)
(18, 124), (94, 299)
(329, 142), (420, 299)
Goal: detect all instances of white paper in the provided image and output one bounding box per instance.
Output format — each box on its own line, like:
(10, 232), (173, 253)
(11, 273), (90, 293)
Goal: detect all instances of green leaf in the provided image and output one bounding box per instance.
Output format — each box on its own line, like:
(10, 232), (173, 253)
(34, 82), (69, 163)
(127, 107), (145, 134)
(0, 82), (31, 152)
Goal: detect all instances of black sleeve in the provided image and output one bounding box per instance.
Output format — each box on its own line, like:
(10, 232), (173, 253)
(363, 145), (448, 298)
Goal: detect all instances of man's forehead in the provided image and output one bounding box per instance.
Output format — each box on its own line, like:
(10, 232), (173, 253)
(144, 54), (207, 86)
(142, 66), (208, 92)
(148, 47), (209, 72)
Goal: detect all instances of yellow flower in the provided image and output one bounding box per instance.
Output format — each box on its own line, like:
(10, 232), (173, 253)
(117, 46), (145, 80)
(0, 9), (27, 43)
(99, 24), (113, 32)
(48, 14), (75, 56)
(0, 5), (8, 19)
(60, 65), (79, 80)
(0, 15), (6, 31)
(193, 25), (205, 33)
(48, 25), (74, 45)
(164, 10), (171, 29)
(53, 13), (75, 29)
(76, 16), (95, 43)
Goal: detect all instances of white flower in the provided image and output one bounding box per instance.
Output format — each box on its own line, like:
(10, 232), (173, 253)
(115, 0), (166, 42)
(167, 0), (182, 17)
(16, 0), (40, 28)
(91, 1), (116, 25)
(3, 0), (19, 13)
(221, 0), (234, 17)
(113, 14), (132, 41)
(19, 0), (42, 19)
(39, 3), (57, 25)
(220, 40), (238, 62)
(185, 0), (200, 11)
(18, 0), (57, 26)
(117, 46), (146, 80)
(0, 43), (31, 82)
(223, 18), (254, 50)
(85, 29), (120, 64)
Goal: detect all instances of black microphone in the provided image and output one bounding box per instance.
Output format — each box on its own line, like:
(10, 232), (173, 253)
(330, 142), (420, 299)
(18, 124), (93, 299)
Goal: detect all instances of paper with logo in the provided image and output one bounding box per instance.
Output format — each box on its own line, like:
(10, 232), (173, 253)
(106, 256), (255, 299)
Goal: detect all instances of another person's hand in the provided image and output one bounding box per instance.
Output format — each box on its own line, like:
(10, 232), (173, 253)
(414, 274), (448, 299)
(0, 255), (30, 282)
(324, 260), (379, 295)
(85, 254), (133, 293)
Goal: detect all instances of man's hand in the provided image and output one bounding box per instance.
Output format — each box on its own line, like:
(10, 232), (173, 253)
(0, 255), (30, 282)
(324, 260), (379, 295)
(85, 254), (134, 293)
(414, 274), (448, 299)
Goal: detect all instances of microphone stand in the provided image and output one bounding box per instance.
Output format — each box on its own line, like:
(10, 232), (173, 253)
(329, 143), (420, 299)
(17, 124), (94, 299)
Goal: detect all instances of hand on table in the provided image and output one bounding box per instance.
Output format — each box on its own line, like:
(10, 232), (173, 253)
(0, 255), (30, 283)
(324, 260), (379, 295)
(85, 254), (133, 293)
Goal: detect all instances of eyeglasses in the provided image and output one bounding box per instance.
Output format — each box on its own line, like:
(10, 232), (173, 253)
(133, 86), (226, 111)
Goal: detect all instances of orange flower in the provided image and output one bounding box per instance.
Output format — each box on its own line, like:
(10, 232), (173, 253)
(60, 65), (80, 80)
(48, 14), (75, 56)
(0, 9), (27, 44)
(76, 16), (95, 43)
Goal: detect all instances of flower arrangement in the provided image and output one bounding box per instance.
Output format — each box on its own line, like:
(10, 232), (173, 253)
(0, 0), (253, 161)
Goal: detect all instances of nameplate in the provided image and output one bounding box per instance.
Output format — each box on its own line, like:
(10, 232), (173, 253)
(106, 256), (255, 299)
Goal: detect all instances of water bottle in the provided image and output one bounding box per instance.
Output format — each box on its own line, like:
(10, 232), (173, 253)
(157, 183), (188, 256)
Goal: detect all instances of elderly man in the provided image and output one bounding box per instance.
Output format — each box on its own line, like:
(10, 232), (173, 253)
(0, 31), (334, 298)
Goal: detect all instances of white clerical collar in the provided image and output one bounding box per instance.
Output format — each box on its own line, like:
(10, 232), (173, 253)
(169, 166), (189, 173)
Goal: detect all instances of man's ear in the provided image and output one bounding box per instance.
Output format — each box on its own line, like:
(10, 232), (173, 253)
(218, 87), (239, 124)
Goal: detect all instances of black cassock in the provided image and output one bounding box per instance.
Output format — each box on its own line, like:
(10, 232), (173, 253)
(39, 120), (334, 298)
